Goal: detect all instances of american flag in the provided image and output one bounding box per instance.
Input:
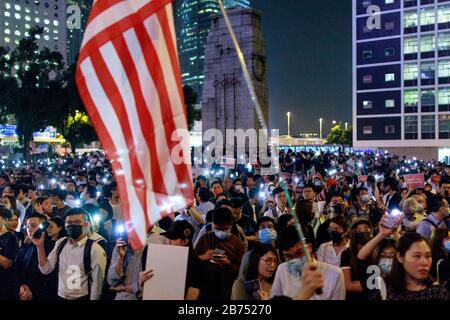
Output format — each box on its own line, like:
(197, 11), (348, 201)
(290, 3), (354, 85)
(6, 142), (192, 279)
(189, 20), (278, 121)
(76, 0), (194, 250)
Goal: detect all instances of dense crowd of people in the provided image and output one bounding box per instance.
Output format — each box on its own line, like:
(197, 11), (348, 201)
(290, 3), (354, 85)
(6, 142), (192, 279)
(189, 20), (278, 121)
(0, 150), (449, 300)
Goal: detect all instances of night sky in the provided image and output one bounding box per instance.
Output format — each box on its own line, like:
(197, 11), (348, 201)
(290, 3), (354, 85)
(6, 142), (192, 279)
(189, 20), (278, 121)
(251, 0), (352, 136)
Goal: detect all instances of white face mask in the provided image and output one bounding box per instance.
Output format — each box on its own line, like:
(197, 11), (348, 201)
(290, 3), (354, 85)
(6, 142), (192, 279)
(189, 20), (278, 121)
(235, 185), (242, 192)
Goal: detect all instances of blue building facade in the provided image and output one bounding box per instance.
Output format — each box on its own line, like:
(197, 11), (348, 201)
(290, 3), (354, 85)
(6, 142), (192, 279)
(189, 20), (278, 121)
(353, 0), (450, 160)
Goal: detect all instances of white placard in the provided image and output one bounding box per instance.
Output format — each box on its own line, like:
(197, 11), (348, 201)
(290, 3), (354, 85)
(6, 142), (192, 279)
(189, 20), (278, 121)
(143, 244), (189, 300)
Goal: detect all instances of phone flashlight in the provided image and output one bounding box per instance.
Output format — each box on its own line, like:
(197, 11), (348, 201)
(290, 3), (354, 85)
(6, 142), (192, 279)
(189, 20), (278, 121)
(96, 191), (101, 198)
(93, 214), (101, 224)
(51, 179), (56, 184)
(258, 191), (265, 199)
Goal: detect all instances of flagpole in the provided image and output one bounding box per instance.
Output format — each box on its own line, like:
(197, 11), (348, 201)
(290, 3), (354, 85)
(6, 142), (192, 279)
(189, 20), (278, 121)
(217, 1), (321, 295)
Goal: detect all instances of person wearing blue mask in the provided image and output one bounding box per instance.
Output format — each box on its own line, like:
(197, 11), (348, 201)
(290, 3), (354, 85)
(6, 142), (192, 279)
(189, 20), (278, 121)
(195, 208), (245, 300)
(430, 228), (450, 291)
(270, 225), (345, 300)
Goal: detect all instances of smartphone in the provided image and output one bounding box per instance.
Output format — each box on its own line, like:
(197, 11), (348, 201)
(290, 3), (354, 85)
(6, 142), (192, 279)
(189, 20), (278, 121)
(385, 209), (403, 229)
(244, 279), (262, 296)
(33, 222), (49, 239)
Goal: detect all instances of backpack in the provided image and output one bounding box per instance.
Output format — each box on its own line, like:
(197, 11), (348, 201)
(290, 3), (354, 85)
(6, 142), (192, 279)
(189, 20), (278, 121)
(56, 237), (95, 298)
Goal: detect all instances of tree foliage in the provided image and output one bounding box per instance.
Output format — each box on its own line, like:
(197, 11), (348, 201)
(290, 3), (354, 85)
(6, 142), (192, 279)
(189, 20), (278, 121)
(326, 125), (353, 146)
(183, 85), (201, 131)
(0, 27), (97, 157)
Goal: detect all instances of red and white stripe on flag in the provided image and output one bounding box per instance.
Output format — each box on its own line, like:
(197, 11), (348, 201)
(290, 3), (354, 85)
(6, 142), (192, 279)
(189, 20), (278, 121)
(76, 0), (194, 250)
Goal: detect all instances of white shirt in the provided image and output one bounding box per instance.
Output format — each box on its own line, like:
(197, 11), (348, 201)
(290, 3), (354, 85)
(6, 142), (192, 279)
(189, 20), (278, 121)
(317, 241), (349, 268)
(263, 207), (288, 221)
(270, 261), (345, 300)
(39, 236), (107, 300)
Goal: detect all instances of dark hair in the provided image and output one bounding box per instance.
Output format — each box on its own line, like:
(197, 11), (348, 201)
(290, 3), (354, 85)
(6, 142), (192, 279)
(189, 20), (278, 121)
(278, 225), (301, 251)
(248, 188), (259, 199)
(86, 185), (98, 199)
(385, 232), (433, 292)
(430, 227), (449, 263)
(295, 199), (314, 228)
(277, 214), (294, 233)
(51, 188), (67, 201)
(244, 243), (278, 284)
(330, 216), (349, 234)
(82, 203), (99, 217)
(302, 183), (315, 191)
(232, 178), (242, 185)
(17, 184), (29, 196)
(98, 200), (113, 221)
(384, 177), (399, 192)
(109, 182), (117, 192)
(211, 181), (223, 189)
(371, 238), (397, 265)
(27, 212), (46, 222)
(356, 186), (368, 197)
(215, 198), (232, 209)
(66, 207), (90, 222)
(2, 195), (17, 212)
(272, 187), (284, 198)
(36, 196), (49, 206)
(197, 187), (211, 203)
(427, 195), (445, 214)
(257, 216), (277, 230)
(49, 216), (67, 239)
(0, 206), (13, 220)
(230, 197), (242, 209)
(212, 207), (233, 226)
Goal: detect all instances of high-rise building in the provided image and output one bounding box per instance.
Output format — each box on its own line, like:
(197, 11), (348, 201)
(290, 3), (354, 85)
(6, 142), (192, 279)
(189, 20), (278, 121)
(66, 0), (92, 66)
(173, 0), (250, 97)
(353, 0), (450, 161)
(0, 0), (67, 62)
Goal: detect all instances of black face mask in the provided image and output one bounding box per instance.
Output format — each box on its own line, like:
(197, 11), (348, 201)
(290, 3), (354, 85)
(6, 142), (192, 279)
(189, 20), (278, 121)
(66, 224), (83, 240)
(355, 231), (372, 245)
(329, 230), (343, 243)
(331, 203), (344, 216)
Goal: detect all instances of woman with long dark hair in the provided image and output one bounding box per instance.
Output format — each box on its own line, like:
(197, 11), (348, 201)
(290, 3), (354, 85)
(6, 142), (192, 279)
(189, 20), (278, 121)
(430, 228), (450, 290)
(340, 218), (373, 300)
(231, 243), (278, 300)
(381, 232), (449, 300)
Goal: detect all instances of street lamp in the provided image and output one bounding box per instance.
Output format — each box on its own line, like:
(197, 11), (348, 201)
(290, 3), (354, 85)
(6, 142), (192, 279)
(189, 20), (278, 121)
(319, 118), (323, 140)
(287, 112), (291, 137)
(332, 120), (337, 125)
(345, 122), (348, 130)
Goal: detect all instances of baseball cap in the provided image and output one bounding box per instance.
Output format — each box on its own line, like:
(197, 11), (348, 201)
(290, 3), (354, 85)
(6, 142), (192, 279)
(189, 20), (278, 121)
(161, 220), (195, 241)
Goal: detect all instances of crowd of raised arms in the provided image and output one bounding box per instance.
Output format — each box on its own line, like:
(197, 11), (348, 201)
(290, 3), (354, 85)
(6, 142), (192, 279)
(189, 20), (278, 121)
(0, 150), (449, 300)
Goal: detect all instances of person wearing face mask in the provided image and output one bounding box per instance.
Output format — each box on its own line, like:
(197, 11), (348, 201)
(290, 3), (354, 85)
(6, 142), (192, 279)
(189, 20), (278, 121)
(357, 213), (403, 299)
(270, 225), (345, 300)
(401, 198), (425, 233)
(229, 179), (248, 203)
(430, 228), (450, 291)
(340, 219), (373, 300)
(33, 208), (107, 300)
(316, 194), (347, 247)
(195, 208), (245, 300)
(317, 216), (349, 267)
(348, 187), (372, 221)
(417, 195), (449, 240)
(237, 217), (279, 284)
(373, 232), (449, 300)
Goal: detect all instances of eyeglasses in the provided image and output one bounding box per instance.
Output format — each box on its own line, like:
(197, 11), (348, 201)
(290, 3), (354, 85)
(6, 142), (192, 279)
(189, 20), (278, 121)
(283, 249), (304, 261)
(261, 258), (278, 265)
